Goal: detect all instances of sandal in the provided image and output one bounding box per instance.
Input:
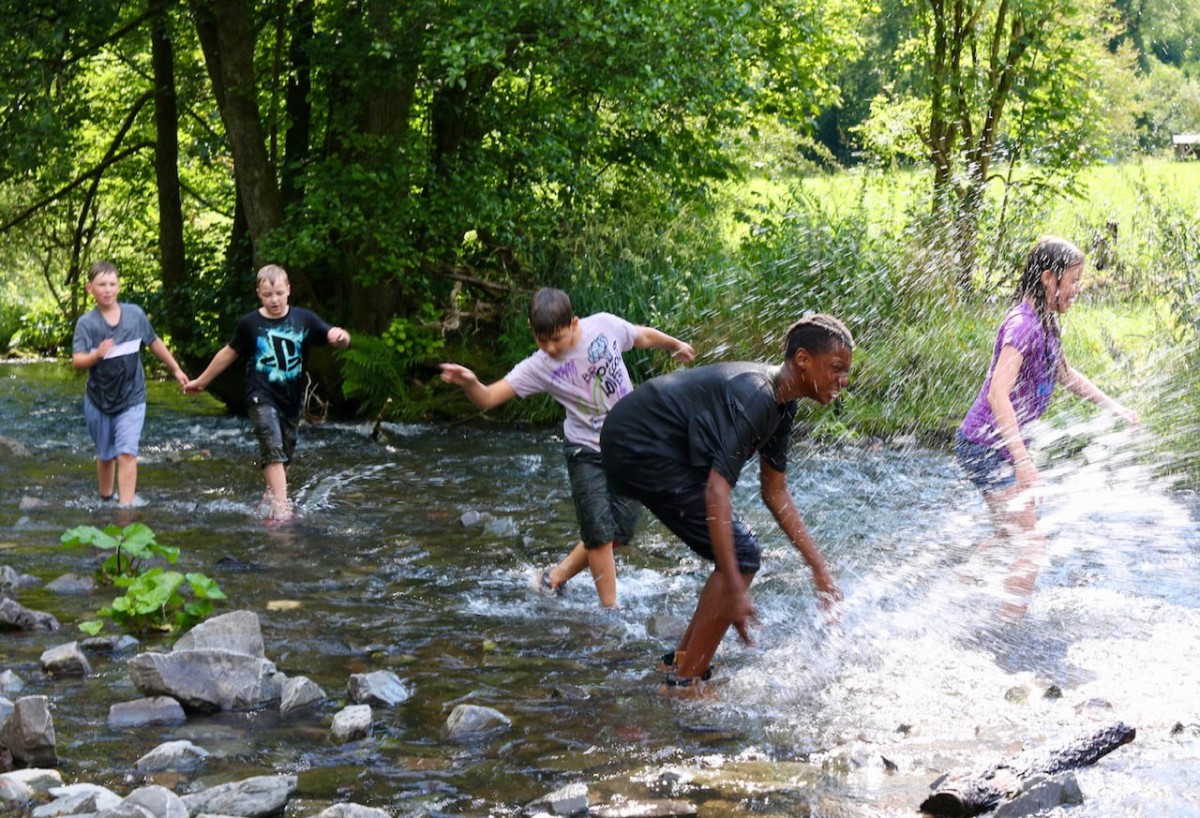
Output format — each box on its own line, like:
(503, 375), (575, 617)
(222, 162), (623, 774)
(658, 650), (713, 681)
(534, 569), (564, 598)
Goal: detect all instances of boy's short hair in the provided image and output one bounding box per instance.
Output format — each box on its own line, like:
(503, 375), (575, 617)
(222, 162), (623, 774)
(783, 314), (854, 358)
(88, 260), (118, 282)
(528, 288), (574, 339)
(256, 264), (290, 288)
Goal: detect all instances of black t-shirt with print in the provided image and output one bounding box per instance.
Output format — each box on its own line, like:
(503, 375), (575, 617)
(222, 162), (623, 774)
(230, 307), (331, 418)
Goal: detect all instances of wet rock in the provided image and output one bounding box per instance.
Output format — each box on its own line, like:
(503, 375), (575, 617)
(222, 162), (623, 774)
(314, 804), (394, 818)
(348, 670), (410, 707)
(35, 782), (122, 816)
(0, 768), (63, 802)
(0, 598), (59, 631)
(117, 783), (189, 818)
(180, 774), (297, 817)
(0, 436), (31, 458)
(173, 610), (265, 657)
(135, 739), (211, 773)
(0, 696), (57, 767)
(330, 705), (373, 744)
(483, 516), (519, 537)
(40, 641), (91, 677)
(18, 496), (49, 511)
(0, 565), (41, 593)
(128, 649), (280, 712)
(445, 704), (511, 742)
(0, 670), (24, 695)
(0, 696), (12, 725)
(459, 509), (491, 527)
(280, 676), (326, 715)
(82, 633), (140, 654)
(44, 572), (96, 594)
(109, 697), (187, 729)
(992, 773), (1082, 818)
(532, 782), (588, 816)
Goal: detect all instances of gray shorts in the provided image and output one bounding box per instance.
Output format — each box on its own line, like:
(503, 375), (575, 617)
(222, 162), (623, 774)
(83, 397), (146, 461)
(249, 400), (298, 467)
(565, 443), (641, 549)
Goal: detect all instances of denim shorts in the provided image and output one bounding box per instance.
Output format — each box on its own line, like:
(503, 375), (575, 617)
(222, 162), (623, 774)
(84, 398), (146, 461)
(564, 443), (642, 549)
(605, 475), (762, 574)
(955, 430), (1016, 494)
(249, 400), (298, 467)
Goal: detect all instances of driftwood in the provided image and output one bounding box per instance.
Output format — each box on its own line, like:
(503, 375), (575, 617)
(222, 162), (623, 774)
(920, 721), (1136, 817)
(370, 398), (393, 442)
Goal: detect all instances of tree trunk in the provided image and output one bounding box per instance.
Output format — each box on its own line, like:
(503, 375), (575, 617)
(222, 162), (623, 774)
(150, 1), (190, 348)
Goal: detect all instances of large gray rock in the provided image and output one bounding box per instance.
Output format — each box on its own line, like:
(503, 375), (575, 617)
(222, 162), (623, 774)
(993, 773), (1084, 818)
(34, 782), (122, 817)
(444, 704), (511, 742)
(40, 641), (91, 677)
(0, 696), (11, 726)
(0, 769), (63, 802)
(0, 696), (57, 766)
(108, 696), (187, 728)
(180, 775), (297, 817)
(81, 633), (140, 654)
(44, 572), (96, 594)
(280, 676), (326, 715)
(0, 565), (40, 593)
(347, 670), (410, 707)
(0, 598), (59, 632)
(128, 649), (280, 712)
(118, 784), (190, 818)
(173, 610), (264, 657)
(537, 782), (589, 816)
(134, 740), (210, 773)
(330, 705), (373, 744)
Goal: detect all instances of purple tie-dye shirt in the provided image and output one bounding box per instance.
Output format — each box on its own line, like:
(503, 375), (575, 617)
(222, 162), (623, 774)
(959, 301), (1061, 456)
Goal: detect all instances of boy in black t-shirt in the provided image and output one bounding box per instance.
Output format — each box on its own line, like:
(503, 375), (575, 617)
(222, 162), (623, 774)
(601, 315), (853, 694)
(185, 265), (350, 521)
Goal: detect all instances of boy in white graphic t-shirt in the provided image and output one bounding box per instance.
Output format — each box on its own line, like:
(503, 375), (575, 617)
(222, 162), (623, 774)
(439, 287), (694, 607)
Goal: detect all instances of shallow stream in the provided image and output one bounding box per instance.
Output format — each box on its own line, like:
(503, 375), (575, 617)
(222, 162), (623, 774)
(3, 361), (1200, 816)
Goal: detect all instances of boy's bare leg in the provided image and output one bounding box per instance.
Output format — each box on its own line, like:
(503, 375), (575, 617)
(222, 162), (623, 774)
(116, 454), (138, 506)
(547, 541), (588, 589)
(263, 462), (291, 519)
(676, 569), (755, 681)
(586, 541), (618, 608)
(96, 458), (116, 499)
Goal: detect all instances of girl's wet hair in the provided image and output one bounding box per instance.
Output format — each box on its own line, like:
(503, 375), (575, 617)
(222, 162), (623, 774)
(257, 264), (290, 287)
(784, 314), (854, 358)
(88, 260), (118, 282)
(1013, 235), (1084, 330)
(528, 287), (574, 339)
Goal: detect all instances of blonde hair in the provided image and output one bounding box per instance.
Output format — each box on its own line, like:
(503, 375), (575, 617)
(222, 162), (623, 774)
(256, 264), (290, 287)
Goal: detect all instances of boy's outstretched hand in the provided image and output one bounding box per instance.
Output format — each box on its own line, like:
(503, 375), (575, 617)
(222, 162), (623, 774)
(438, 363), (478, 387)
(672, 341), (696, 364)
(328, 327), (351, 348)
(182, 378), (206, 395)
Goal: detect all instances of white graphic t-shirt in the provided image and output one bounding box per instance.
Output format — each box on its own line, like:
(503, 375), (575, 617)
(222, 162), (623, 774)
(504, 313), (638, 451)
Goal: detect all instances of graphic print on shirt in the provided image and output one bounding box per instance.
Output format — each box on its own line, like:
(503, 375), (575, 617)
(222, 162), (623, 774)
(256, 325), (309, 384)
(568, 332), (629, 429)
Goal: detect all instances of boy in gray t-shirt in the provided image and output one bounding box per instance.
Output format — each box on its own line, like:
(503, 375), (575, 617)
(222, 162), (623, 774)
(71, 261), (189, 506)
(439, 287), (694, 608)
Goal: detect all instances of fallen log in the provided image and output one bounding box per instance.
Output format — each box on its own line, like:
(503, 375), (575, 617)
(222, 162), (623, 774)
(920, 721), (1136, 817)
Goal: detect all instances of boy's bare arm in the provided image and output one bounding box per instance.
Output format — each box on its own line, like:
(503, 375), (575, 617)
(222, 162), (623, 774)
(185, 346), (239, 394)
(633, 326), (695, 363)
(327, 326), (351, 348)
(148, 338), (189, 388)
(438, 363), (518, 410)
(760, 463), (840, 607)
(704, 469), (757, 644)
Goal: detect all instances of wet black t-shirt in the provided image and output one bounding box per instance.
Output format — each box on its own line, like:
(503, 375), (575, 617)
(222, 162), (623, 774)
(600, 362), (796, 494)
(230, 307), (332, 418)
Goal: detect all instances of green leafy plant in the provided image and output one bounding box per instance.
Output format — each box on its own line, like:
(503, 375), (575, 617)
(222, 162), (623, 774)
(60, 523), (226, 636)
(61, 522), (180, 584)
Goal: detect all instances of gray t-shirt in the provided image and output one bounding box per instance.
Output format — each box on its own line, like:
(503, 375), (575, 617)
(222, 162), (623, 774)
(72, 303), (158, 414)
(503, 312), (638, 451)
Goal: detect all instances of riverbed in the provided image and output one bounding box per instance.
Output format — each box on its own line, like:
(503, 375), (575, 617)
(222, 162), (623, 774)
(3, 360), (1200, 816)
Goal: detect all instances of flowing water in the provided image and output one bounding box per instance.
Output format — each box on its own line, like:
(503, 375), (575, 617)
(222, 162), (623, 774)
(3, 360), (1200, 816)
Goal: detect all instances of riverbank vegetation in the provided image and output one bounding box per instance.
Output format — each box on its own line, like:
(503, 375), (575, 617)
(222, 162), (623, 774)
(0, 0), (1197, 472)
